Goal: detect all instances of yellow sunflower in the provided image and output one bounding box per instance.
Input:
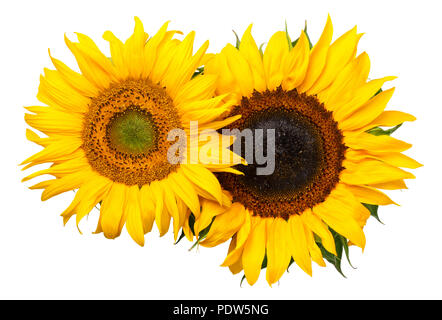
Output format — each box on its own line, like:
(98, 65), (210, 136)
(194, 16), (421, 285)
(21, 18), (241, 246)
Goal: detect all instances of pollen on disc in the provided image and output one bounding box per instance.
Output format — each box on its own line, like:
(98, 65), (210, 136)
(82, 79), (183, 186)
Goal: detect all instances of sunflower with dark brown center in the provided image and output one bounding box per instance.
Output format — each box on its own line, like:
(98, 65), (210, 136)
(21, 18), (242, 246)
(194, 17), (421, 286)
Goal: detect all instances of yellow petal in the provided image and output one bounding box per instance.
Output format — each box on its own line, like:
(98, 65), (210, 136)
(48, 50), (99, 97)
(181, 165), (223, 204)
(346, 149), (422, 169)
(143, 21), (171, 78)
(313, 184), (366, 249)
(341, 158), (415, 185)
(61, 174), (110, 227)
(282, 31), (310, 90)
(139, 184), (156, 233)
(298, 15), (333, 92)
(242, 217), (267, 286)
(344, 132), (412, 153)
(344, 184), (397, 206)
(358, 111), (416, 132)
(287, 215), (312, 276)
(124, 17), (147, 79)
(194, 198), (228, 236)
(339, 87), (395, 131)
(308, 26), (361, 94)
(301, 209), (336, 255)
(227, 237), (244, 275)
(200, 203), (246, 247)
(162, 181), (181, 241)
(174, 74), (217, 107)
(25, 129), (50, 147)
(39, 170), (90, 201)
(64, 34), (114, 89)
(25, 106), (83, 136)
(21, 136), (82, 168)
(167, 170), (201, 217)
(38, 69), (90, 113)
(318, 52), (370, 108)
(103, 30), (129, 80)
(239, 24), (266, 92)
(370, 180), (407, 190)
(125, 185), (145, 246)
(263, 31), (290, 90)
(148, 34), (180, 85)
(223, 44), (254, 97)
(99, 183), (128, 239)
(333, 76), (396, 121)
(266, 218), (292, 285)
(305, 229), (326, 267)
(222, 211), (252, 267)
(150, 180), (170, 236)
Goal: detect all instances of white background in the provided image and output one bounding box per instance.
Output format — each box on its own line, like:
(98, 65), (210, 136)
(0, 0), (440, 299)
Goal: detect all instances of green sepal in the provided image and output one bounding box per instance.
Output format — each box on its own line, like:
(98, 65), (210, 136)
(188, 213), (196, 235)
(317, 243), (345, 278)
(261, 254), (268, 269)
(258, 43), (265, 57)
(374, 88), (383, 97)
(189, 215), (216, 250)
(232, 30), (241, 49)
(285, 21), (293, 50)
(291, 21), (313, 49)
(363, 203), (384, 224)
(174, 231), (186, 245)
(192, 66), (204, 79)
(315, 228), (351, 278)
(240, 252), (268, 286)
(286, 257), (295, 272)
(334, 229), (356, 269)
(240, 274), (246, 287)
(367, 87), (403, 136)
(367, 124), (402, 136)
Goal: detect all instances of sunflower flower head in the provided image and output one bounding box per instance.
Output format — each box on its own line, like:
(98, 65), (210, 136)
(21, 18), (242, 246)
(194, 16), (422, 286)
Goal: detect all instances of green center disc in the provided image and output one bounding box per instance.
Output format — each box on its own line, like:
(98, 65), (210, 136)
(108, 109), (156, 155)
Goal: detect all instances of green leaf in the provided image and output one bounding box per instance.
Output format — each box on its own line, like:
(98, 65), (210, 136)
(363, 203), (384, 224)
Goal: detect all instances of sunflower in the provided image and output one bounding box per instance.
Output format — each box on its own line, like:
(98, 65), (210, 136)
(194, 16), (421, 285)
(21, 18), (242, 246)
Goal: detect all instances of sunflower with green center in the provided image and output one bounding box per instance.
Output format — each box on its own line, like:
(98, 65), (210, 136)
(193, 16), (421, 285)
(21, 18), (242, 246)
